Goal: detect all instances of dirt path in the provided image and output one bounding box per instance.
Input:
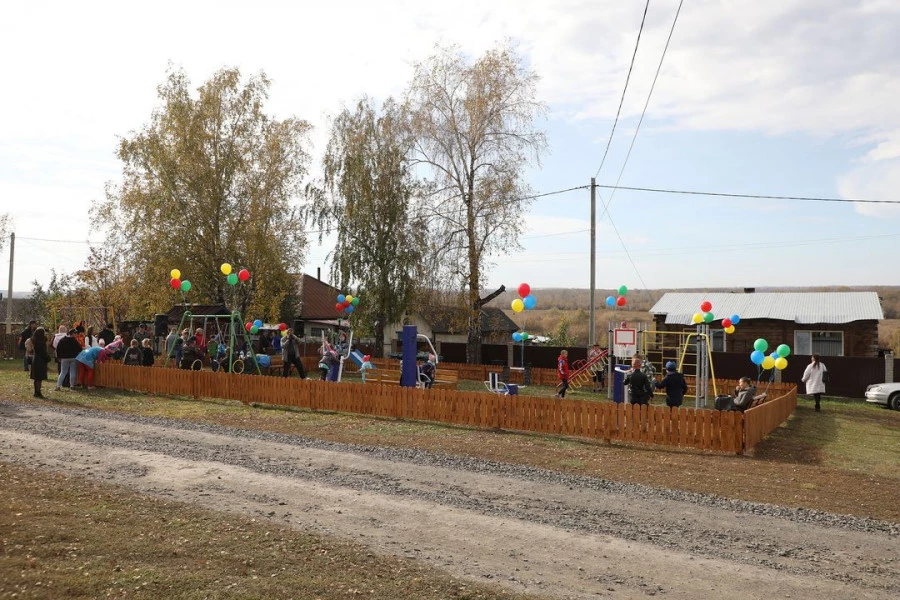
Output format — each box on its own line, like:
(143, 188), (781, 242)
(1, 400), (897, 599)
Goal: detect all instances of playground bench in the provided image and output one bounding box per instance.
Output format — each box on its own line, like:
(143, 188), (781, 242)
(373, 369), (402, 385)
(431, 369), (459, 390)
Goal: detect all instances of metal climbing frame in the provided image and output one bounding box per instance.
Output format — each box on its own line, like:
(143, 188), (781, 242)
(639, 324), (717, 408)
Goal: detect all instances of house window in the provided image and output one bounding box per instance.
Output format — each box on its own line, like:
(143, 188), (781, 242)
(710, 330), (726, 352)
(794, 330), (843, 356)
(310, 327), (327, 339)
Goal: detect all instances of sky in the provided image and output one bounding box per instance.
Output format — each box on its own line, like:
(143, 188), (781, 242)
(2, 0), (899, 296)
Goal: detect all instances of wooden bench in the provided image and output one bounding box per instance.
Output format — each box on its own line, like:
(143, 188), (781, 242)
(370, 368), (459, 390)
(373, 369), (402, 385)
(431, 369), (458, 390)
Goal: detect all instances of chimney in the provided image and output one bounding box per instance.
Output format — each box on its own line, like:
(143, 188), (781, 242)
(744, 287), (755, 294)
(317, 267), (321, 281)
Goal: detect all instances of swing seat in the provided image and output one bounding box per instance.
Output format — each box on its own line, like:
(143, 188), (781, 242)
(256, 354), (272, 368)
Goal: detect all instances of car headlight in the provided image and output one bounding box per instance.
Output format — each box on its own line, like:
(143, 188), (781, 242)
(867, 385), (882, 393)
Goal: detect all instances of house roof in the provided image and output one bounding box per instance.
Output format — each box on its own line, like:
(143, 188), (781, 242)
(649, 292), (884, 325)
(420, 306), (519, 334)
(299, 274), (343, 320)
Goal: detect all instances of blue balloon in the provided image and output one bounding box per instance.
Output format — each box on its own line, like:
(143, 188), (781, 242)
(345, 304), (355, 313)
(512, 332), (522, 342)
(523, 294), (537, 310)
(750, 350), (765, 365)
(337, 294), (346, 303)
(606, 296), (616, 307)
(730, 314), (741, 325)
(253, 319), (262, 328)
(769, 351), (779, 360)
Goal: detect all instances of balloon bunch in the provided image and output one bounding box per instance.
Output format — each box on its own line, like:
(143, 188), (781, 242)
(511, 331), (531, 342)
(689, 300), (741, 333)
(245, 319), (264, 335)
(335, 293), (360, 315)
(510, 282), (537, 313)
(750, 339), (791, 371)
(220, 263), (251, 286)
(605, 285), (628, 308)
(168, 268), (192, 293)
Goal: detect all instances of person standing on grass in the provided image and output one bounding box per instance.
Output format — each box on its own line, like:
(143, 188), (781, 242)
(655, 361), (688, 408)
(624, 356), (652, 406)
(55, 329), (82, 391)
(52, 325), (68, 375)
(98, 323), (115, 346)
(281, 328), (307, 379)
(555, 349), (570, 399)
(29, 327), (50, 398)
(18, 320), (36, 374)
(587, 343), (604, 392)
(141, 338), (155, 367)
(801, 354), (828, 412)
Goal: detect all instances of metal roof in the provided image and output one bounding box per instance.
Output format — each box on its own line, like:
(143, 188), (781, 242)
(649, 292), (884, 325)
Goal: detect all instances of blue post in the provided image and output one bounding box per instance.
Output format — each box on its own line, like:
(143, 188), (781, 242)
(401, 325), (418, 387)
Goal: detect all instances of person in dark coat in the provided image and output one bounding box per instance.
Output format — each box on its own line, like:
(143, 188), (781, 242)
(655, 361), (688, 407)
(141, 338), (155, 367)
(623, 356), (652, 405)
(29, 327), (50, 398)
(281, 329), (307, 378)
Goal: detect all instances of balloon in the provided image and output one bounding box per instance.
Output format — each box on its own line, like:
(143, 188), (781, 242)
(363, 355), (371, 362)
(730, 314), (741, 325)
(606, 296), (616, 307)
(220, 263), (232, 275)
(703, 312), (715, 323)
(721, 318), (732, 328)
(335, 303), (344, 312)
(512, 332), (522, 342)
(616, 285), (626, 296)
(775, 357), (788, 370)
(616, 296), (626, 307)
(691, 312), (703, 324)
(279, 323), (287, 331)
(511, 298), (524, 313)
(180, 280), (192, 292)
(170, 269), (181, 280)
(351, 297), (360, 306)
(238, 269), (250, 281)
(777, 344), (791, 358)
(518, 283), (531, 298)
(169, 278), (181, 289)
(227, 273), (238, 286)
(346, 295), (354, 303)
(523, 295), (537, 310)
(725, 325), (735, 334)
(342, 300), (351, 308)
(253, 319), (262, 328)
(345, 304), (355, 313)
(245, 322), (252, 332)
(337, 294), (346, 303)
(281, 330), (288, 337)
(753, 338), (768, 352)
(521, 332), (529, 340)
(700, 300), (712, 313)
(250, 325), (259, 334)
(761, 356), (776, 370)
(750, 350), (765, 365)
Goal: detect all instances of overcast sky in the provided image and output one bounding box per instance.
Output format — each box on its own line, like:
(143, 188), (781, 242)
(2, 0), (899, 296)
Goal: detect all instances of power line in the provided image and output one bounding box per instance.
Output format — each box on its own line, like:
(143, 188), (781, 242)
(595, 184), (900, 204)
(593, 0), (651, 179)
(599, 0), (685, 222)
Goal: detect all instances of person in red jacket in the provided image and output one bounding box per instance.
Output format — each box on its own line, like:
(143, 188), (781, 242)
(556, 349), (570, 399)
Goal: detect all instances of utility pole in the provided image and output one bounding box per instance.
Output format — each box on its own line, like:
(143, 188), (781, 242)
(5, 232), (13, 334)
(589, 178), (596, 347)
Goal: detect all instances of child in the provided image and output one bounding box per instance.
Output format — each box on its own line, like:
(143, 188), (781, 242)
(123, 339), (142, 366)
(555, 349), (570, 399)
(141, 338), (155, 367)
(359, 354), (375, 383)
(420, 354), (436, 389)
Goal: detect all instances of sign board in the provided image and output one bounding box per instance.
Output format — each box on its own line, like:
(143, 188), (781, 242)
(613, 328), (637, 359)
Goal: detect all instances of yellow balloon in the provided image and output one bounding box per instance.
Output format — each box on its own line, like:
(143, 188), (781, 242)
(220, 263), (232, 275)
(761, 356), (776, 370)
(281, 330), (288, 337)
(170, 269), (181, 280)
(345, 295), (354, 303)
(511, 298), (525, 313)
(775, 357), (788, 370)
(691, 312), (703, 324)
(725, 325), (735, 334)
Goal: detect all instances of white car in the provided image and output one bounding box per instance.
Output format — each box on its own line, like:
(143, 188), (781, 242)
(864, 382), (900, 410)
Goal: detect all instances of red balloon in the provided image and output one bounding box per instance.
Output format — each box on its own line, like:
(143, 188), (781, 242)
(245, 322), (252, 332)
(279, 322), (287, 331)
(238, 269), (251, 281)
(722, 318), (732, 328)
(170, 278), (181, 289)
(343, 300), (351, 308)
(517, 283), (531, 298)
(700, 300), (712, 313)
(335, 302), (344, 312)
(616, 296), (627, 307)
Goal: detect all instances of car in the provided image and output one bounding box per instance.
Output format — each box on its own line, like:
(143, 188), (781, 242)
(865, 382), (900, 410)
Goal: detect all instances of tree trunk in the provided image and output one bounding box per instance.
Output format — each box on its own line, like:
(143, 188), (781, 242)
(374, 313), (386, 358)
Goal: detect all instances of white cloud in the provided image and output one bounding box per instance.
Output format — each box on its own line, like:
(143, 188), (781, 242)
(837, 161), (900, 218)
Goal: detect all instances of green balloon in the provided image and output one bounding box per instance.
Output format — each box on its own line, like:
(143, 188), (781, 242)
(618, 285), (628, 296)
(754, 338), (768, 352)
(521, 332), (529, 340)
(777, 344), (791, 358)
(250, 325), (259, 334)
(351, 297), (360, 306)
(227, 273), (238, 286)
(180, 280), (192, 292)
(703, 311), (714, 323)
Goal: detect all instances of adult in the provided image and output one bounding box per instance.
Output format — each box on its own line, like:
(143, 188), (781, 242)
(29, 327), (50, 398)
(75, 342), (107, 390)
(98, 323), (115, 346)
(624, 356), (652, 405)
(587, 343), (605, 392)
(281, 328), (307, 379)
(73, 322), (86, 349)
(655, 361), (688, 408)
(165, 327), (177, 360)
(85, 326), (100, 348)
(732, 377), (757, 412)
(555, 349), (570, 399)
(55, 329), (82, 391)
(801, 354), (828, 412)
(52, 325), (68, 374)
(17, 320), (36, 373)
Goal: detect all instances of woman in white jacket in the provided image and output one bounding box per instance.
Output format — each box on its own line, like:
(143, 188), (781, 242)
(801, 354), (827, 412)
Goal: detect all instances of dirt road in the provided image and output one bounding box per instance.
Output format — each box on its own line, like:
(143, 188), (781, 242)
(1, 400), (897, 599)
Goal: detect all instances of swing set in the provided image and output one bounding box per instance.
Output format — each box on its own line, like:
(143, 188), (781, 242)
(164, 310), (261, 375)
